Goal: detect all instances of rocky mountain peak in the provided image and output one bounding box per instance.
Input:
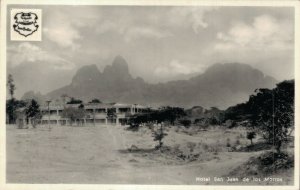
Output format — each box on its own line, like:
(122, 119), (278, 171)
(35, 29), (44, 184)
(71, 64), (101, 85)
(103, 55), (131, 79)
(112, 55), (128, 67)
(45, 60), (278, 109)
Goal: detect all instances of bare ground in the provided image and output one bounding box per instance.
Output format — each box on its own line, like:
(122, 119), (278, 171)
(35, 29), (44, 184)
(6, 124), (293, 184)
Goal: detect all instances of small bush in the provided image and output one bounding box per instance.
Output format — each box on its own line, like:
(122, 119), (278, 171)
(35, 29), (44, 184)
(127, 123), (140, 131)
(187, 142), (197, 153)
(226, 138), (231, 147)
(179, 119), (192, 128)
(152, 125), (168, 149)
(173, 144), (180, 150)
(211, 143), (221, 153)
(258, 151), (294, 172)
(235, 137), (241, 145)
(247, 131), (256, 145)
(202, 143), (209, 151)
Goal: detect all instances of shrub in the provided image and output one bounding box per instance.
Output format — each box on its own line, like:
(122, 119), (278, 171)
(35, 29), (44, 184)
(247, 131), (256, 145)
(179, 119), (192, 128)
(187, 142), (197, 152)
(152, 124), (168, 149)
(211, 143), (221, 153)
(202, 143), (209, 152)
(127, 123), (140, 131)
(226, 138), (231, 147)
(259, 151), (294, 172)
(235, 137), (241, 145)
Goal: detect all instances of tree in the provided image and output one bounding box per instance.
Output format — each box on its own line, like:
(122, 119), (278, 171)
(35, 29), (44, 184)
(152, 124), (168, 150)
(248, 80), (294, 152)
(128, 113), (148, 131)
(246, 131), (256, 145)
(67, 97), (82, 104)
(157, 106), (186, 125)
(61, 107), (85, 125)
(89, 99), (102, 103)
(25, 99), (42, 128)
(205, 107), (225, 125)
(128, 106), (186, 130)
(6, 99), (16, 124)
(224, 103), (250, 122)
(179, 119), (192, 128)
(7, 74), (16, 100)
(223, 80), (294, 153)
(78, 103), (84, 109)
(6, 74), (16, 124)
(107, 108), (117, 123)
(6, 99), (26, 124)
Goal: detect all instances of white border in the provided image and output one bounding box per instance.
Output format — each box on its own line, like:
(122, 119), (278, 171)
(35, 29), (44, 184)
(0, 0), (299, 190)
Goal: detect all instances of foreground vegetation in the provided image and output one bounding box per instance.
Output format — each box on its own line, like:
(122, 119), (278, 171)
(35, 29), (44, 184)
(124, 80), (294, 183)
(127, 80), (294, 153)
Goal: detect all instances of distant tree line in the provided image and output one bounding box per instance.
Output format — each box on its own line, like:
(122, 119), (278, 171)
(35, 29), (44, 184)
(128, 106), (186, 129)
(193, 107), (225, 127)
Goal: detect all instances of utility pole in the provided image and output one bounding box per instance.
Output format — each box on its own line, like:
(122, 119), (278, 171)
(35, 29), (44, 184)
(46, 100), (52, 131)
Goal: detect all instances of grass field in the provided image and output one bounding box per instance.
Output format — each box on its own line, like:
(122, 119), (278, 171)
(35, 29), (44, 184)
(6, 124), (294, 185)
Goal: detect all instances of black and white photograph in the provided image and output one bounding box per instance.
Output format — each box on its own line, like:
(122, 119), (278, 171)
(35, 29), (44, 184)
(1, 0), (299, 189)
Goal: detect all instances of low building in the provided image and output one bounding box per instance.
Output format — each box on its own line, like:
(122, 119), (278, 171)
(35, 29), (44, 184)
(37, 102), (149, 126)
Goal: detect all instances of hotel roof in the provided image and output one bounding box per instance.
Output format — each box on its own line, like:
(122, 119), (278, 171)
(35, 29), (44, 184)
(39, 102), (148, 110)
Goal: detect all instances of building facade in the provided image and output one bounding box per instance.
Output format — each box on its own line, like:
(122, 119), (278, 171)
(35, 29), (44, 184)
(18, 102), (149, 126)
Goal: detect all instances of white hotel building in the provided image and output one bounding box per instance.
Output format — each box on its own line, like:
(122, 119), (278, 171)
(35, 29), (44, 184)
(28, 102), (149, 126)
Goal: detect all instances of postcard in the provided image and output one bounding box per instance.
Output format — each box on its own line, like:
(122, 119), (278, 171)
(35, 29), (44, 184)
(0, 0), (299, 189)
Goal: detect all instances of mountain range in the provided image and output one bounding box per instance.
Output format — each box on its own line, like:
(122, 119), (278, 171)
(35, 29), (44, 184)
(22, 56), (277, 109)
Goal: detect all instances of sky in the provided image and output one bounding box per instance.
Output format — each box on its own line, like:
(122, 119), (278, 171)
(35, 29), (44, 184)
(7, 5), (295, 98)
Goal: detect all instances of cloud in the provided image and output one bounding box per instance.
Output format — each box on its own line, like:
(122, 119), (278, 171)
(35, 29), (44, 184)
(168, 7), (218, 33)
(95, 20), (120, 34)
(154, 59), (205, 77)
(84, 46), (112, 60)
(43, 25), (81, 50)
(215, 14), (293, 50)
(43, 11), (82, 50)
(204, 14), (294, 81)
(93, 7), (217, 42)
(124, 26), (172, 42)
(7, 42), (75, 70)
(95, 18), (171, 42)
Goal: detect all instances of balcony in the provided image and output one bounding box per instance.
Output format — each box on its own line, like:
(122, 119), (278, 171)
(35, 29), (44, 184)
(41, 114), (61, 120)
